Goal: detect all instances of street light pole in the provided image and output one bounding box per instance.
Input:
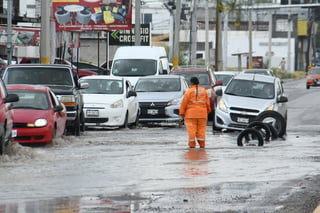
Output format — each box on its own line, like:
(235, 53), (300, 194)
(6, 0), (12, 65)
(40, 0), (50, 64)
(287, 0), (291, 72)
(135, 0), (141, 46)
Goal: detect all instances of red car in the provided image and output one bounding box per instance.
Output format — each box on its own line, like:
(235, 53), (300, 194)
(169, 66), (222, 121)
(306, 67), (320, 89)
(19, 57), (97, 78)
(7, 84), (67, 144)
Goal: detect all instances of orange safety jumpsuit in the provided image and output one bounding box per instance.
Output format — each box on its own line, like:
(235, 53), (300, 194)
(179, 85), (211, 148)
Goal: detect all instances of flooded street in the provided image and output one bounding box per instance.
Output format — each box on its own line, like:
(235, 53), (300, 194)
(1, 78), (320, 212)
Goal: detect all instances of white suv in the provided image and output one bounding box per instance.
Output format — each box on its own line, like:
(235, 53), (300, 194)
(214, 73), (288, 132)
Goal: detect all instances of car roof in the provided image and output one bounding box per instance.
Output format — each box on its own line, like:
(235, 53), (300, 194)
(79, 75), (125, 81)
(171, 65), (211, 72)
(233, 73), (276, 83)
(6, 84), (50, 92)
(5, 64), (71, 69)
(214, 71), (238, 75)
(138, 75), (183, 79)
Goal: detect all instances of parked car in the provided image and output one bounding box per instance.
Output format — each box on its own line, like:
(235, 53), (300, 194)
(72, 61), (109, 75)
(79, 75), (140, 128)
(19, 57), (97, 78)
(215, 73), (288, 132)
(134, 75), (189, 126)
(306, 67), (320, 89)
(241, 68), (275, 76)
(7, 84), (67, 144)
(0, 79), (19, 154)
(2, 64), (89, 136)
(213, 71), (238, 91)
(169, 66), (222, 121)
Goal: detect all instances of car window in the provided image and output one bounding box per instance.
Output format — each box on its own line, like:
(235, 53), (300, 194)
(80, 79), (123, 94)
(10, 90), (49, 110)
(309, 69), (320, 74)
(215, 74), (234, 86)
(0, 80), (7, 98)
(135, 78), (181, 92)
(171, 72), (210, 86)
(112, 59), (157, 76)
(4, 67), (73, 86)
(225, 79), (274, 99)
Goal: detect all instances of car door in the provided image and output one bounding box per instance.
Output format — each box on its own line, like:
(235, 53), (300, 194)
(275, 79), (287, 117)
(49, 90), (66, 136)
(124, 80), (138, 123)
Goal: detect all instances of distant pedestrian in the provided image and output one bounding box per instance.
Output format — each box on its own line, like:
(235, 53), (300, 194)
(179, 77), (211, 148)
(279, 57), (286, 73)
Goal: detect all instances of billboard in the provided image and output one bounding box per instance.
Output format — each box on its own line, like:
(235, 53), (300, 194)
(53, 0), (132, 31)
(109, 24), (150, 46)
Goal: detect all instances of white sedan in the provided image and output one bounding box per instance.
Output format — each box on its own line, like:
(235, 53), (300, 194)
(79, 76), (140, 128)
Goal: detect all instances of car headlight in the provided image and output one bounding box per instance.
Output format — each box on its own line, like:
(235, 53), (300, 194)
(168, 98), (180, 106)
(27, 118), (48, 127)
(59, 95), (76, 107)
(206, 89), (212, 98)
(218, 99), (228, 113)
(111, 99), (123, 108)
(306, 76), (315, 80)
(266, 104), (274, 111)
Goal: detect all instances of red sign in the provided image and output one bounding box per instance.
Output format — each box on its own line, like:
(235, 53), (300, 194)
(53, 0), (132, 31)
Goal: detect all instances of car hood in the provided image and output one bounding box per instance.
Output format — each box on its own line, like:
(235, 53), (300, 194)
(223, 94), (274, 111)
(47, 85), (75, 95)
(82, 94), (124, 104)
(13, 109), (50, 122)
(136, 92), (182, 102)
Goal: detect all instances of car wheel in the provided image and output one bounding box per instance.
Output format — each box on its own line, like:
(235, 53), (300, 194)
(80, 111), (86, 132)
(121, 112), (128, 129)
(255, 111), (286, 138)
(0, 133), (5, 155)
(129, 111), (139, 129)
(212, 112), (222, 132)
(306, 85), (310, 89)
(246, 121), (271, 142)
(74, 115), (81, 136)
(237, 128), (264, 147)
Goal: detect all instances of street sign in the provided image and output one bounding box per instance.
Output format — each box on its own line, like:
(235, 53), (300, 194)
(109, 24), (150, 46)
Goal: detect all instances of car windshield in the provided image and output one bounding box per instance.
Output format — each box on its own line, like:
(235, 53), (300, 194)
(135, 78), (181, 92)
(80, 79), (123, 94)
(171, 72), (210, 86)
(111, 59), (157, 76)
(215, 74), (234, 86)
(4, 67), (73, 86)
(309, 69), (320, 74)
(225, 79), (274, 99)
(9, 90), (50, 110)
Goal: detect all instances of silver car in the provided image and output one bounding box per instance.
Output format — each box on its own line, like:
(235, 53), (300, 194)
(215, 73), (288, 131)
(134, 75), (189, 125)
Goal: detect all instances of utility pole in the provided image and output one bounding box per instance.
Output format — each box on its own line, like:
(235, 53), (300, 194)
(287, 0), (291, 72)
(40, 0), (50, 64)
(215, 0), (222, 71)
(248, 0), (253, 69)
(6, 0), (12, 65)
(190, 0), (197, 65)
(135, 0), (141, 46)
(173, 0), (181, 67)
(205, 0), (209, 67)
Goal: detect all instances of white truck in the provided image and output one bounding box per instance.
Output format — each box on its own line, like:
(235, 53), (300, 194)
(110, 46), (170, 86)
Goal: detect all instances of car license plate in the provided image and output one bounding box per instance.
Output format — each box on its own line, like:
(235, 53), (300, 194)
(147, 109), (158, 115)
(12, 129), (17, 138)
(237, 117), (249, 123)
(86, 110), (99, 116)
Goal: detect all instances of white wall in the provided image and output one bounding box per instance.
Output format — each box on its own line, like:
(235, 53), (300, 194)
(180, 30), (294, 70)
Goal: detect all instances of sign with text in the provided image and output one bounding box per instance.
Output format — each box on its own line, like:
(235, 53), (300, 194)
(109, 24), (150, 46)
(52, 0), (132, 31)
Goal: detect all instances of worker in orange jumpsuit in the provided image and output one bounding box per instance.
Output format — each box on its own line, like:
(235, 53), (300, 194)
(179, 77), (211, 148)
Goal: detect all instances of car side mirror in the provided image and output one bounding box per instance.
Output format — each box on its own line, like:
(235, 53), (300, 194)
(215, 88), (223, 96)
(4, 93), (19, 103)
(128, 90), (137, 97)
(79, 82), (89, 89)
(277, 95), (288, 103)
(54, 104), (64, 112)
